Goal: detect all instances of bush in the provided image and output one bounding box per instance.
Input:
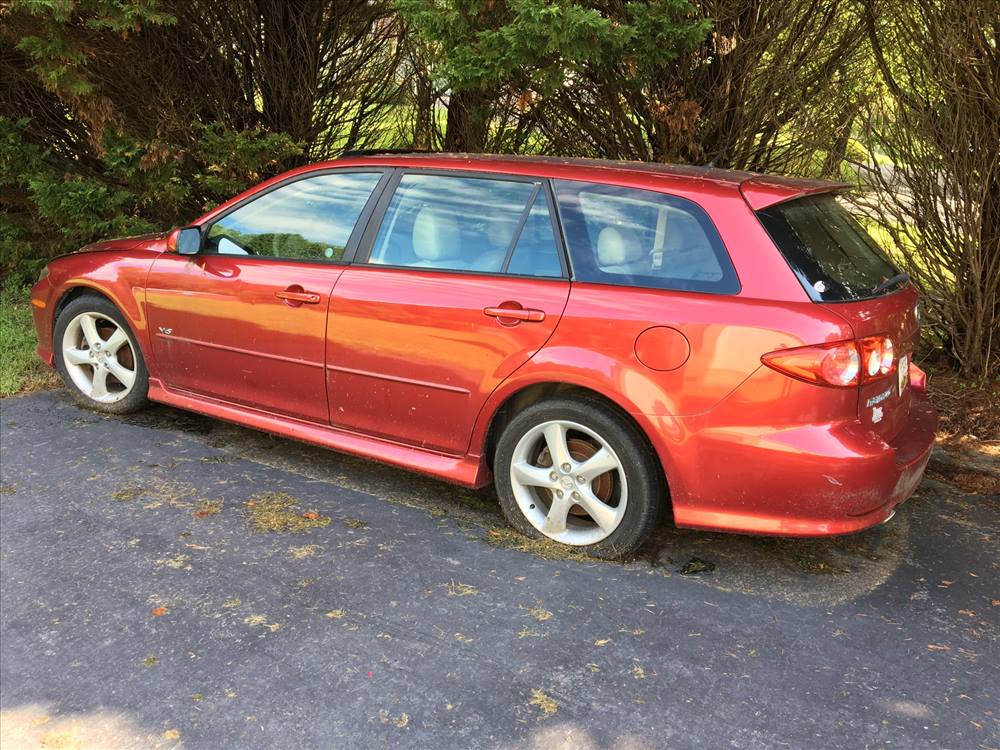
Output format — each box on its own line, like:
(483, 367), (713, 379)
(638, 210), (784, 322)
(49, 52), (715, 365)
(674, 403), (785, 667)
(0, 116), (301, 286)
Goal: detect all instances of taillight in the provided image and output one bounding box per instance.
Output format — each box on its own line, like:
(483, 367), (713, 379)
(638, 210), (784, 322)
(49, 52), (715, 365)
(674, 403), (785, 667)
(761, 341), (860, 387)
(762, 335), (897, 387)
(858, 336), (896, 380)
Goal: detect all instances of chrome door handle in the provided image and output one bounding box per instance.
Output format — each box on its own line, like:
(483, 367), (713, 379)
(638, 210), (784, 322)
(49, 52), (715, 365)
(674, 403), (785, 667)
(484, 305), (545, 323)
(276, 288), (321, 305)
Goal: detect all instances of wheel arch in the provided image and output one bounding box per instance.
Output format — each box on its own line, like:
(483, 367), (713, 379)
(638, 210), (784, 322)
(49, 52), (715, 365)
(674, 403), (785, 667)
(477, 380), (673, 504)
(52, 283), (153, 368)
(53, 285), (114, 328)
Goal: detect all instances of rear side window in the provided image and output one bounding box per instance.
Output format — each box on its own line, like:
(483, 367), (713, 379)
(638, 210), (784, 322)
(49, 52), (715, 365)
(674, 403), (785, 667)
(205, 172), (382, 261)
(367, 173), (563, 277)
(756, 195), (902, 301)
(552, 180), (739, 294)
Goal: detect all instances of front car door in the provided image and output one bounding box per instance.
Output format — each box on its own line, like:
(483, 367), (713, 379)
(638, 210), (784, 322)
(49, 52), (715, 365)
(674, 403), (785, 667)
(327, 171), (571, 454)
(145, 169), (388, 422)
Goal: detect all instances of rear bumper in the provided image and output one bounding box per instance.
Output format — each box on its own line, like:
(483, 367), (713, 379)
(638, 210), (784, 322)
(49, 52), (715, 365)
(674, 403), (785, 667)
(657, 393), (938, 537)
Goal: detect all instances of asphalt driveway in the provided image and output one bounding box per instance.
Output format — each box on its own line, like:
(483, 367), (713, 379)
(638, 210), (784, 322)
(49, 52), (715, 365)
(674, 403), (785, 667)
(1, 390), (997, 749)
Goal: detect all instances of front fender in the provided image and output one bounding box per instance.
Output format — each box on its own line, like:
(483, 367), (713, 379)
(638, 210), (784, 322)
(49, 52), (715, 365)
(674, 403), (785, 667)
(43, 251), (159, 377)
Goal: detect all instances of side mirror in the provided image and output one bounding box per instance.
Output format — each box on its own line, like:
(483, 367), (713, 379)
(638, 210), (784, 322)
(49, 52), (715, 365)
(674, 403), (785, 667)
(166, 226), (202, 255)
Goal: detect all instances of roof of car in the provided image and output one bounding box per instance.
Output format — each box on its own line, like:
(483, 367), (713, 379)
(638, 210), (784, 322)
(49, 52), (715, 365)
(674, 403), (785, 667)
(327, 152), (850, 210)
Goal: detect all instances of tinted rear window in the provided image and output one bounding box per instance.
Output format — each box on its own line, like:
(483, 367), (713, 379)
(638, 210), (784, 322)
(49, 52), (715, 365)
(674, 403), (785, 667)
(757, 195), (902, 301)
(553, 180), (739, 294)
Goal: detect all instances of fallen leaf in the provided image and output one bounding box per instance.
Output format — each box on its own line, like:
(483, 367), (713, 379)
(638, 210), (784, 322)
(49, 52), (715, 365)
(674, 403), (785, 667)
(151, 607), (168, 617)
(326, 609), (346, 619)
(528, 607), (552, 621)
(194, 499), (223, 518)
(528, 688), (558, 717)
(594, 638), (611, 646)
(163, 729), (181, 741)
(927, 643), (950, 652)
(302, 511), (320, 520)
(444, 581), (478, 597)
(394, 713), (409, 728)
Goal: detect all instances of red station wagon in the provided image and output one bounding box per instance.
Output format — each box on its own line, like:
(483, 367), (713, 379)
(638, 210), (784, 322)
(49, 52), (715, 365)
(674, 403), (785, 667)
(30, 154), (938, 558)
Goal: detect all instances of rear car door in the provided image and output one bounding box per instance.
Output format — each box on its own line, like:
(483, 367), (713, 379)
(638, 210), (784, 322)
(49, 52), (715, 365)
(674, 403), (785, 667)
(327, 171), (570, 454)
(146, 170), (387, 422)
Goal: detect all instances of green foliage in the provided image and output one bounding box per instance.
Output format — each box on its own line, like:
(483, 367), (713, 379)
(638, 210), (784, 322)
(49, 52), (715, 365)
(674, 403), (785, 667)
(0, 217), (42, 288)
(398, 0), (708, 95)
(0, 281), (58, 397)
(3, 124), (305, 286)
(0, 116), (302, 284)
(190, 124), (303, 209)
(13, 0), (176, 95)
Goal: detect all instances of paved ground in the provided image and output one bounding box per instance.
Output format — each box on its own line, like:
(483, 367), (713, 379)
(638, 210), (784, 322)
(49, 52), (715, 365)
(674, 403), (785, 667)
(1, 390), (997, 750)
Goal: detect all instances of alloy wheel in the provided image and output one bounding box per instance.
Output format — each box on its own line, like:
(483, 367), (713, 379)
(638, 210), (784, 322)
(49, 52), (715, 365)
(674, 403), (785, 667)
(61, 312), (137, 404)
(509, 419), (628, 545)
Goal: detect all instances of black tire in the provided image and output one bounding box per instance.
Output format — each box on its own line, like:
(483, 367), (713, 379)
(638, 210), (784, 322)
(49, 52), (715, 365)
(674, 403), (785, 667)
(53, 294), (149, 414)
(494, 396), (664, 560)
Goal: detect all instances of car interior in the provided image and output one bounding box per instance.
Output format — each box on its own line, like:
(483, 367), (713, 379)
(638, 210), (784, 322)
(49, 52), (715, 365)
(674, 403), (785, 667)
(369, 184), (562, 277)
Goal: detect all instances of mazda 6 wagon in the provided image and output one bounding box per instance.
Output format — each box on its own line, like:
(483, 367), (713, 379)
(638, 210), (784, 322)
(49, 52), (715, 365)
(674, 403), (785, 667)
(30, 153), (938, 558)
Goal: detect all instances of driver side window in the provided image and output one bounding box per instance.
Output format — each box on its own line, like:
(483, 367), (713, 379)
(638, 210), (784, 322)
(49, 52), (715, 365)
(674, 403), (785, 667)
(205, 172), (383, 261)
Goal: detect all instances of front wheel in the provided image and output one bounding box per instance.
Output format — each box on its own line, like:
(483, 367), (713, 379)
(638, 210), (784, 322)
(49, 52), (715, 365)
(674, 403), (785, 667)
(494, 397), (664, 560)
(53, 294), (149, 414)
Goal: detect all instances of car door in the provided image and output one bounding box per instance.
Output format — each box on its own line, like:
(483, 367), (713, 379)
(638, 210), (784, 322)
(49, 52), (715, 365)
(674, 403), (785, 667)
(145, 169), (388, 422)
(327, 171), (571, 455)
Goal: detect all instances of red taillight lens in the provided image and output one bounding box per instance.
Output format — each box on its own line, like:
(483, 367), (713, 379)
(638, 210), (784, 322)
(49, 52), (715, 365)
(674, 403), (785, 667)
(763, 336), (898, 387)
(858, 336), (896, 381)
(761, 341), (860, 387)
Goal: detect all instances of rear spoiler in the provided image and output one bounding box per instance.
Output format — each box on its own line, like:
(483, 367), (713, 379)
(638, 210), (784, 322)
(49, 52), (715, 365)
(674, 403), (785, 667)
(739, 176), (852, 211)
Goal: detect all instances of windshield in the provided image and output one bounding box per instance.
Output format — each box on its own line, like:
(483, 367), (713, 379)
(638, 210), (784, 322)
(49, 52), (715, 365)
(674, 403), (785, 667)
(757, 195), (903, 301)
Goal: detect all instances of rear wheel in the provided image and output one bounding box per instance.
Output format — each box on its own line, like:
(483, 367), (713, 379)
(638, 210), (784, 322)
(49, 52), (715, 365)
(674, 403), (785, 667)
(54, 295), (149, 414)
(494, 397), (663, 559)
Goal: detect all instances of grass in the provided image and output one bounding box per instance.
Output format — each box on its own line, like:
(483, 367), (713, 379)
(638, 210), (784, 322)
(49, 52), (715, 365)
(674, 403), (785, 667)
(244, 491), (331, 533)
(0, 282), (59, 397)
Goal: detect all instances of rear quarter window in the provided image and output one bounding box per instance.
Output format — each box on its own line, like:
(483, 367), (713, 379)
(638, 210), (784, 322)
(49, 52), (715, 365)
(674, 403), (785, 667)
(552, 180), (739, 294)
(756, 194), (903, 301)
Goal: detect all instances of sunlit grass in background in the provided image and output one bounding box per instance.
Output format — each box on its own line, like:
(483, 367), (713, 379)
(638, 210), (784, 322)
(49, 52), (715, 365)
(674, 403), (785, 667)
(0, 282), (58, 397)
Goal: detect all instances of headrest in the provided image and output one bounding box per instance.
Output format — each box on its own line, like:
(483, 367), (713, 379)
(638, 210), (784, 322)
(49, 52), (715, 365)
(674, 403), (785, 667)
(664, 210), (706, 254)
(597, 226), (644, 266)
(413, 207), (462, 261)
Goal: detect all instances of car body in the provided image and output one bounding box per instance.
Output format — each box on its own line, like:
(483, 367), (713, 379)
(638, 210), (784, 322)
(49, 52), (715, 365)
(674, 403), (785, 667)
(31, 153), (938, 555)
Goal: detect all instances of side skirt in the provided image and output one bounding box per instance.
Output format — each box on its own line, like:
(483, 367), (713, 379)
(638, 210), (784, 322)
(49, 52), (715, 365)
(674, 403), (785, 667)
(147, 379), (492, 489)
